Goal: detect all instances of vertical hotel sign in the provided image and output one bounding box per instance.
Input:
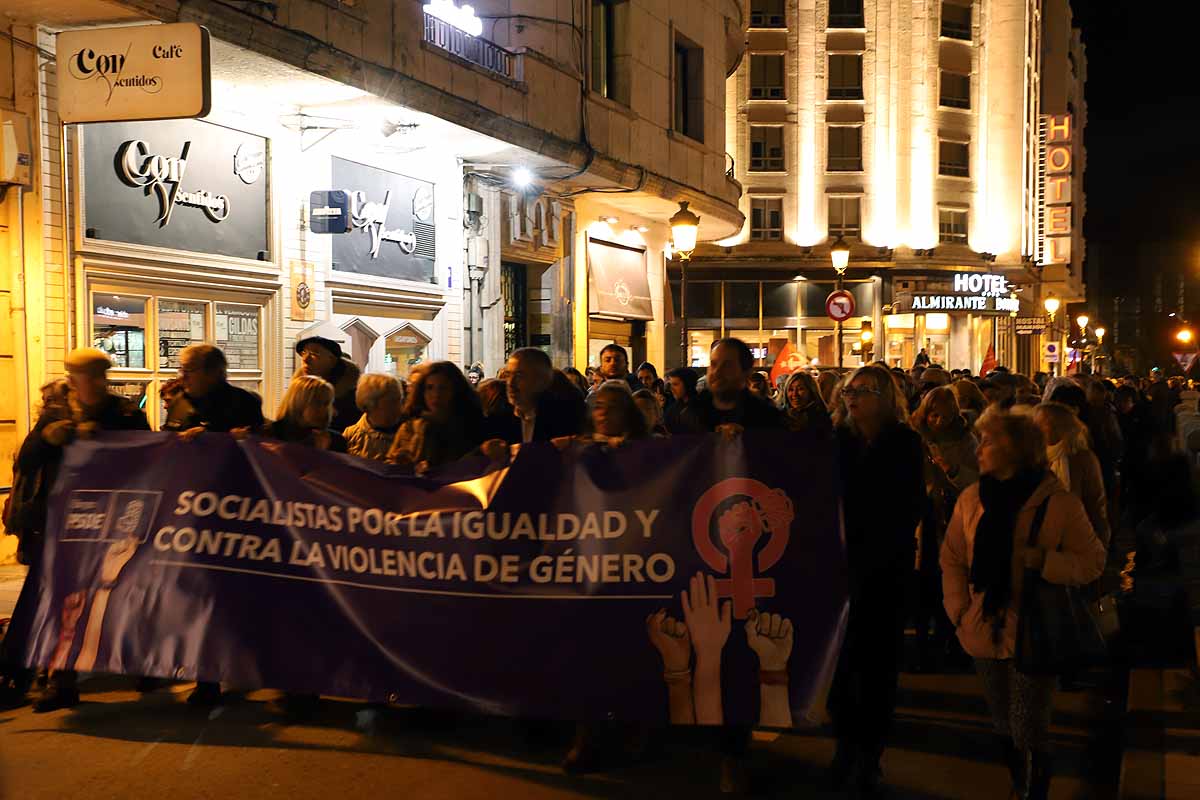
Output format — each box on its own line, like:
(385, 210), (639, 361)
(1040, 114), (1072, 265)
(56, 24), (211, 124)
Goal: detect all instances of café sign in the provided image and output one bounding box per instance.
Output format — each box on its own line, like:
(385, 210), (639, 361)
(57, 23), (212, 124)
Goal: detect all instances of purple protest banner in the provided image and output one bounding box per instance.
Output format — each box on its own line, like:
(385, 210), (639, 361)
(17, 430), (847, 726)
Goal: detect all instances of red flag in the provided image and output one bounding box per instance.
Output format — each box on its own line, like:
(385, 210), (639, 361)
(770, 341), (805, 385)
(980, 343), (997, 376)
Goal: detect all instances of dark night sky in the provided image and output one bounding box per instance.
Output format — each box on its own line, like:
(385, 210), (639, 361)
(1075, 1), (1200, 295)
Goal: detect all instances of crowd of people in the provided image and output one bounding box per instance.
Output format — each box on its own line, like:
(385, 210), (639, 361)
(1, 332), (1197, 799)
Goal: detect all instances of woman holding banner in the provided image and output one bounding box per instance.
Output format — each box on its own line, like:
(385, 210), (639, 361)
(829, 365), (926, 798)
(387, 362), (484, 473)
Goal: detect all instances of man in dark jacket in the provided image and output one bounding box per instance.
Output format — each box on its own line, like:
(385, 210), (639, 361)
(678, 338), (785, 434)
(167, 344), (263, 705)
(587, 344), (641, 401)
(1, 348), (150, 712)
(486, 348), (584, 445)
(165, 344), (265, 437)
(295, 336), (361, 432)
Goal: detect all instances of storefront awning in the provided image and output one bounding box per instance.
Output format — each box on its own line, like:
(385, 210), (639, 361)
(587, 237), (653, 321)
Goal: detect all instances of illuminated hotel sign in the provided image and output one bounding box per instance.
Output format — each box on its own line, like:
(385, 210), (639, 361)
(1041, 114), (1072, 265)
(895, 272), (1019, 314)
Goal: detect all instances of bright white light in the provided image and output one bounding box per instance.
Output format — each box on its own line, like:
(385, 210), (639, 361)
(512, 168), (533, 188)
(424, 0), (483, 37)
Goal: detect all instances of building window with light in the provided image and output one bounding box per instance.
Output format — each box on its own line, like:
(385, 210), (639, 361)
(940, 70), (971, 109)
(750, 197), (783, 240)
(829, 0), (865, 29)
(750, 126), (785, 171)
(750, 54), (785, 99)
(938, 208), (968, 243)
(673, 33), (705, 141)
(751, 0), (786, 28)
(590, 1), (630, 105)
(938, 140), (970, 177)
(829, 197), (862, 238)
(941, 2), (972, 40)
(827, 126), (863, 172)
(828, 54), (864, 100)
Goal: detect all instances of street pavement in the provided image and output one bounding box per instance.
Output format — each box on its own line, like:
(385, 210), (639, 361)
(0, 667), (1119, 799)
(0, 565), (26, 622)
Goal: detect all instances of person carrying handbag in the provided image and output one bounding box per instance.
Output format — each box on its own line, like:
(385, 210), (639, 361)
(940, 410), (1105, 800)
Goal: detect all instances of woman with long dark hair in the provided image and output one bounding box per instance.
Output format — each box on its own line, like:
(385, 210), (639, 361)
(663, 367), (699, 434)
(828, 365), (926, 797)
(779, 370), (833, 436)
(386, 361), (484, 473)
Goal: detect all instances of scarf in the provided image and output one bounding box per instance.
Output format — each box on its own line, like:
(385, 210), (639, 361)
(1046, 440), (1072, 493)
(970, 468), (1046, 629)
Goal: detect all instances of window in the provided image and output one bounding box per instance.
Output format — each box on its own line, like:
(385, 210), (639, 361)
(750, 54), (785, 99)
(750, 126), (785, 171)
(591, 1), (630, 104)
(940, 70), (971, 109)
(750, 197), (783, 240)
(939, 208), (968, 243)
(827, 126), (863, 172)
(673, 33), (705, 141)
(828, 196), (862, 237)
(938, 140), (970, 177)
(751, 0), (786, 28)
(829, 0), (865, 28)
(828, 54), (864, 100)
(941, 2), (972, 40)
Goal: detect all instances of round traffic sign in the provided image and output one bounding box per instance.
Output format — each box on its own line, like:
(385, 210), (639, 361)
(826, 290), (856, 322)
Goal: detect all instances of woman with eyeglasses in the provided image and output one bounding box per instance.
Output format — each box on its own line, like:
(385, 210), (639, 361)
(827, 365), (926, 797)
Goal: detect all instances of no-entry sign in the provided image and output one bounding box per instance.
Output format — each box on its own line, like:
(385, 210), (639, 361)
(826, 290), (856, 322)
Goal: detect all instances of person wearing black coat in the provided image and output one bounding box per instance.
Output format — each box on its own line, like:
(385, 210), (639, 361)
(828, 365), (926, 798)
(1, 349), (150, 712)
(663, 367), (699, 435)
(676, 340), (785, 436)
(165, 344), (265, 435)
(485, 349), (585, 445)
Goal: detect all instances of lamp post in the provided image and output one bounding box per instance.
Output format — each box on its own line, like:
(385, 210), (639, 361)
(1075, 315), (1090, 373)
(1094, 326), (1106, 375)
(831, 234), (850, 368)
(670, 201), (700, 367)
(1044, 293), (1061, 376)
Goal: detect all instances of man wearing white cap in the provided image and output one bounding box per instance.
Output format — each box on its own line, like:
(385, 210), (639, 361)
(0, 348), (149, 712)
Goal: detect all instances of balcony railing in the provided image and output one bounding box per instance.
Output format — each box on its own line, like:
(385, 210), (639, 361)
(423, 12), (520, 82)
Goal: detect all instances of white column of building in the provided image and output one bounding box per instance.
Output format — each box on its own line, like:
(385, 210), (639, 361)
(797, 0), (822, 245)
(908, 0), (936, 249)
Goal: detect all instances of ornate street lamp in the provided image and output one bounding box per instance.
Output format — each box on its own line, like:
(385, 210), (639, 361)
(670, 201), (700, 367)
(1044, 293), (1060, 321)
(1076, 313), (1090, 334)
(1094, 325), (1106, 376)
(830, 234), (850, 368)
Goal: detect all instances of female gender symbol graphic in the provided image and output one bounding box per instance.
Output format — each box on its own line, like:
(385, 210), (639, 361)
(691, 478), (795, 618)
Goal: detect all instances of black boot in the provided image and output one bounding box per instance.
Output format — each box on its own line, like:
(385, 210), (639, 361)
(1001, 739), (1025, 797)
(1023, 750), (1052, 800)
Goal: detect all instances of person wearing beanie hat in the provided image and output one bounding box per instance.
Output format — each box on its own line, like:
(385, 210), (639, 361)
(1, 348), (149, 713)
(295, 336), (361, 432)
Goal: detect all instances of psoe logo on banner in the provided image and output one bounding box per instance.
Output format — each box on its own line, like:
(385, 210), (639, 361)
(61, 489), (162, 543)
(56, 23), (211, 124)
(691, 478), (795, 619)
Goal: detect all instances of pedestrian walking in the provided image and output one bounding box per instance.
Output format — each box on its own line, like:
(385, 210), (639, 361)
(294, 336), (361, 432)
(1033, 402), (1111, 548)
(663, 367), (699, 435)
(588, 344), (641, 398)
(1, 348), (150, 712)
(779, 370), (833, 436)
(343, 374), (405, 461)
(484, 348), (585, 447)
(386, 362), (484, 473)
(827, 364), (925, 797)
(635, 361), (659, 391)
(941, 410), (1104, 800)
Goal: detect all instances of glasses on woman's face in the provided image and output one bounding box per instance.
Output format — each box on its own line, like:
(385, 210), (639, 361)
(842, 386), (881, 399)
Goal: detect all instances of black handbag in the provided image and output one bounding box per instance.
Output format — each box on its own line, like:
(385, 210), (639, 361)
(1014, 497), (1109, 676)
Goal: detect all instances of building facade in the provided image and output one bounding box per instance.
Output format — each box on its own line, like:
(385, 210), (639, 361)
(0, 0), (747, 558)
(684, 0), (1085, 376)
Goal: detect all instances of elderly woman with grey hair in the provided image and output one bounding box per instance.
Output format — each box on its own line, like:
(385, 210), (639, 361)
(343, 373), (405, 461)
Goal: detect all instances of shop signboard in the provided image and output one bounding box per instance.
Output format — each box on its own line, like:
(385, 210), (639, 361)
(81, 118), (269, 260)
(1041, 114), (1073, 265)
(892, 272), (1019, 315)
(57, 24), (212, 124)
(330, 158), (436, 283)
(215, 304), (260, 370)
(587, 237), (653, 321)
(1015, 316), (1048, 335)
(309, 190), (352, 234)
